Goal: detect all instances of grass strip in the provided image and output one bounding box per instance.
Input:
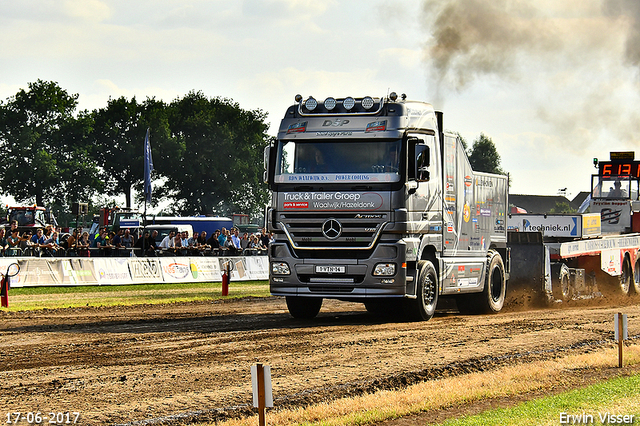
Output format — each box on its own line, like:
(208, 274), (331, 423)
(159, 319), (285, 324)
(437, 375), (640, 426)
(2, 281), (270, 311)
(213, 344), (640, 426)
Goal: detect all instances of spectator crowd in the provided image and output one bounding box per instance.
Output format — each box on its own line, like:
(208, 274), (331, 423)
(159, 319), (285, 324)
(0, 220), (273, 258)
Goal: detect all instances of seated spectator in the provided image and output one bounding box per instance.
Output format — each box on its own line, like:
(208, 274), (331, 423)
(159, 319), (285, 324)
(207, 230), (221, 250)
(65, 229), (78, 253)
(159, 231), (175, 250)
(93, 228), (112, 256)
(77, 231), (90, 256)
(42, 232), (62, 256)
(134, 231), (156, 256)
(198, 231), (209, 246)
(224, 233), (240, 255)
(187, 231), (199, 248)
(121, 229), (134, 248)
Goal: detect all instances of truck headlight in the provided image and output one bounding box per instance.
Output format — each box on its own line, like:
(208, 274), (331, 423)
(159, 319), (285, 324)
(373, 263), (396, 276)
(271, 262), (291, 275)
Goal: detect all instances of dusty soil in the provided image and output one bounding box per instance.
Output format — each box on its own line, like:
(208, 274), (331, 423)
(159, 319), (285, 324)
(0, 295), (638, 425)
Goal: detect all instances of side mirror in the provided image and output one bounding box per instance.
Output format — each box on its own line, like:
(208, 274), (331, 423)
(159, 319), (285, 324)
(263, 146), (271, 184)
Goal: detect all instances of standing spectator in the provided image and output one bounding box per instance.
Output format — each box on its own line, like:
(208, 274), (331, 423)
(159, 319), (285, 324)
(240, 232), (250, 252)
(112, 229), (124, 248)
(0, 229), (7, 256)
(218, 227), (227, 247)
(231, 228), (242, 251)
(148, 230), (158, 250)
(7, 230), (21, 256)
(260, 228), (270, 248)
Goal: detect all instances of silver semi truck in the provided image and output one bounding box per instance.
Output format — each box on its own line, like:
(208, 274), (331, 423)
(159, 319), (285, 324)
(264, 93), (509, 320)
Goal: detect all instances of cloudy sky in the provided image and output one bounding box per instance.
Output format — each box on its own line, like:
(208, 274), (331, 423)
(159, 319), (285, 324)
(2, 0), (640, 200)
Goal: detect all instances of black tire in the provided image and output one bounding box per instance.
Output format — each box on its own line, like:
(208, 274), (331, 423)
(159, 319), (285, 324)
(633, 258), (640, 295)
(619, 256), (632, 296)
(552, 263), (572, 302)
(285, 296), (323, 319)
(406, 260), (439, 321)
(479, 250), (506, 313)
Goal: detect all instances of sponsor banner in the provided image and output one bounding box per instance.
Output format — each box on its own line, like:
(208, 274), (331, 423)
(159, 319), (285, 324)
(95, 258), (131, 284)
(160, 258), (197, 282)
(245, 256), (269, 280)
(507, 214), (580, 238)
(190, 257), (222, 281)
(280, 191), (386, 211)
(128, 258), (164, 283)
(560, 235), (640, 258)
(6, 256), (268, 287)
(61, 259), (98, 285)
(16, 259), (64, 286)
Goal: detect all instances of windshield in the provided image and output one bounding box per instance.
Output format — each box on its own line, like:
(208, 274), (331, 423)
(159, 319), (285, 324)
(592, 175), (638, 200)
(274, 139), (402, 184)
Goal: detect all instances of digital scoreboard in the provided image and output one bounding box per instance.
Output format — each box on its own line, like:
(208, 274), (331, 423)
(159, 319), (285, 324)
(598, 161), (640, 177)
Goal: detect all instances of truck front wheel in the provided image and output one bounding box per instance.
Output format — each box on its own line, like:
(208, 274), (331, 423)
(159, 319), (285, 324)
(406, 260), (438, 321)
(285, 296), (323, 319)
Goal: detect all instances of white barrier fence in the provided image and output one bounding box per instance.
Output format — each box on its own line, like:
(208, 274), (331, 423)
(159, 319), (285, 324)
(0, 256), (269, 287)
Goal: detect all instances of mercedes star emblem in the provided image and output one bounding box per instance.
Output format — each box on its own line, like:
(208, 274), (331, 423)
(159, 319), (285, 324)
(322, 219), (342, 239)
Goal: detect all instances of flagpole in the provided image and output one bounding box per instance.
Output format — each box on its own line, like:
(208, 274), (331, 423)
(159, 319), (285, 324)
(143, 128), (153, 256)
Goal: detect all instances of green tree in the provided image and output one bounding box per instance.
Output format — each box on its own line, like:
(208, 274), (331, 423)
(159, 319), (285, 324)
(163, 91), (270, 216)
(549, 201), (575, 214)
(467, 133), (506, 175)
(90, 96), (174, 209)
(0, 80), (101, 207)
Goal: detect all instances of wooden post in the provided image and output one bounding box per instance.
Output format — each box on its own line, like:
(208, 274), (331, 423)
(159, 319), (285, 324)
(256, 363), (266, 426)
(618, 312), (624, 368)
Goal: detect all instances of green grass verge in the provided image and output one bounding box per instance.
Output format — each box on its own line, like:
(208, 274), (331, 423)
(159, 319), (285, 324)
(436, 374), (640, 426)
(3, 281), (270, 311)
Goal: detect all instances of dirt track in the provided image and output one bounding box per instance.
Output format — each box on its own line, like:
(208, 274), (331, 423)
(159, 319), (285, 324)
(0, 296), (638, 425)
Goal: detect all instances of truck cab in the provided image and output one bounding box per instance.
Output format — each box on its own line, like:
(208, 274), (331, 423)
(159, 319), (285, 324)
(264, 93), (509, 320)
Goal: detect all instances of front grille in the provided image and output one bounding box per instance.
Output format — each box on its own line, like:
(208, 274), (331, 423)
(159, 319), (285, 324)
(278, 212), (388, 250)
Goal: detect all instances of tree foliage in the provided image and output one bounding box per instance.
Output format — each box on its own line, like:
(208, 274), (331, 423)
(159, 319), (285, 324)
(0, 80), (102, 207)
(162, 91), (270, 216)
(467, 133), (505, 175)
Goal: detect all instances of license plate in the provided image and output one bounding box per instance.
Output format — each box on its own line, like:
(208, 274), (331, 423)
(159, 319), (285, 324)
(315, 265), (346, 274)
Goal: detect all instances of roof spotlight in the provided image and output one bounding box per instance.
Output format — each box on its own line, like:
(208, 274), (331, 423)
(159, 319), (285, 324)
(324, 97), (337, 111)
(362, 96), (374, 110)
(389, 92), (398, 101)
(343, 97), (355, 111)
(295, 94), (303, 103)
(305, 97), (318, 111)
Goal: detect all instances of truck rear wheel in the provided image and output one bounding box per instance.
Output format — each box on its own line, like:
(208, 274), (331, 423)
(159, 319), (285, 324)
(480, 250), (506, 313)
(285, 296), (323, 319)
(552, 263), (572, 302)
(620, 256), (632, 296)
(406, 260), (438, 321)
